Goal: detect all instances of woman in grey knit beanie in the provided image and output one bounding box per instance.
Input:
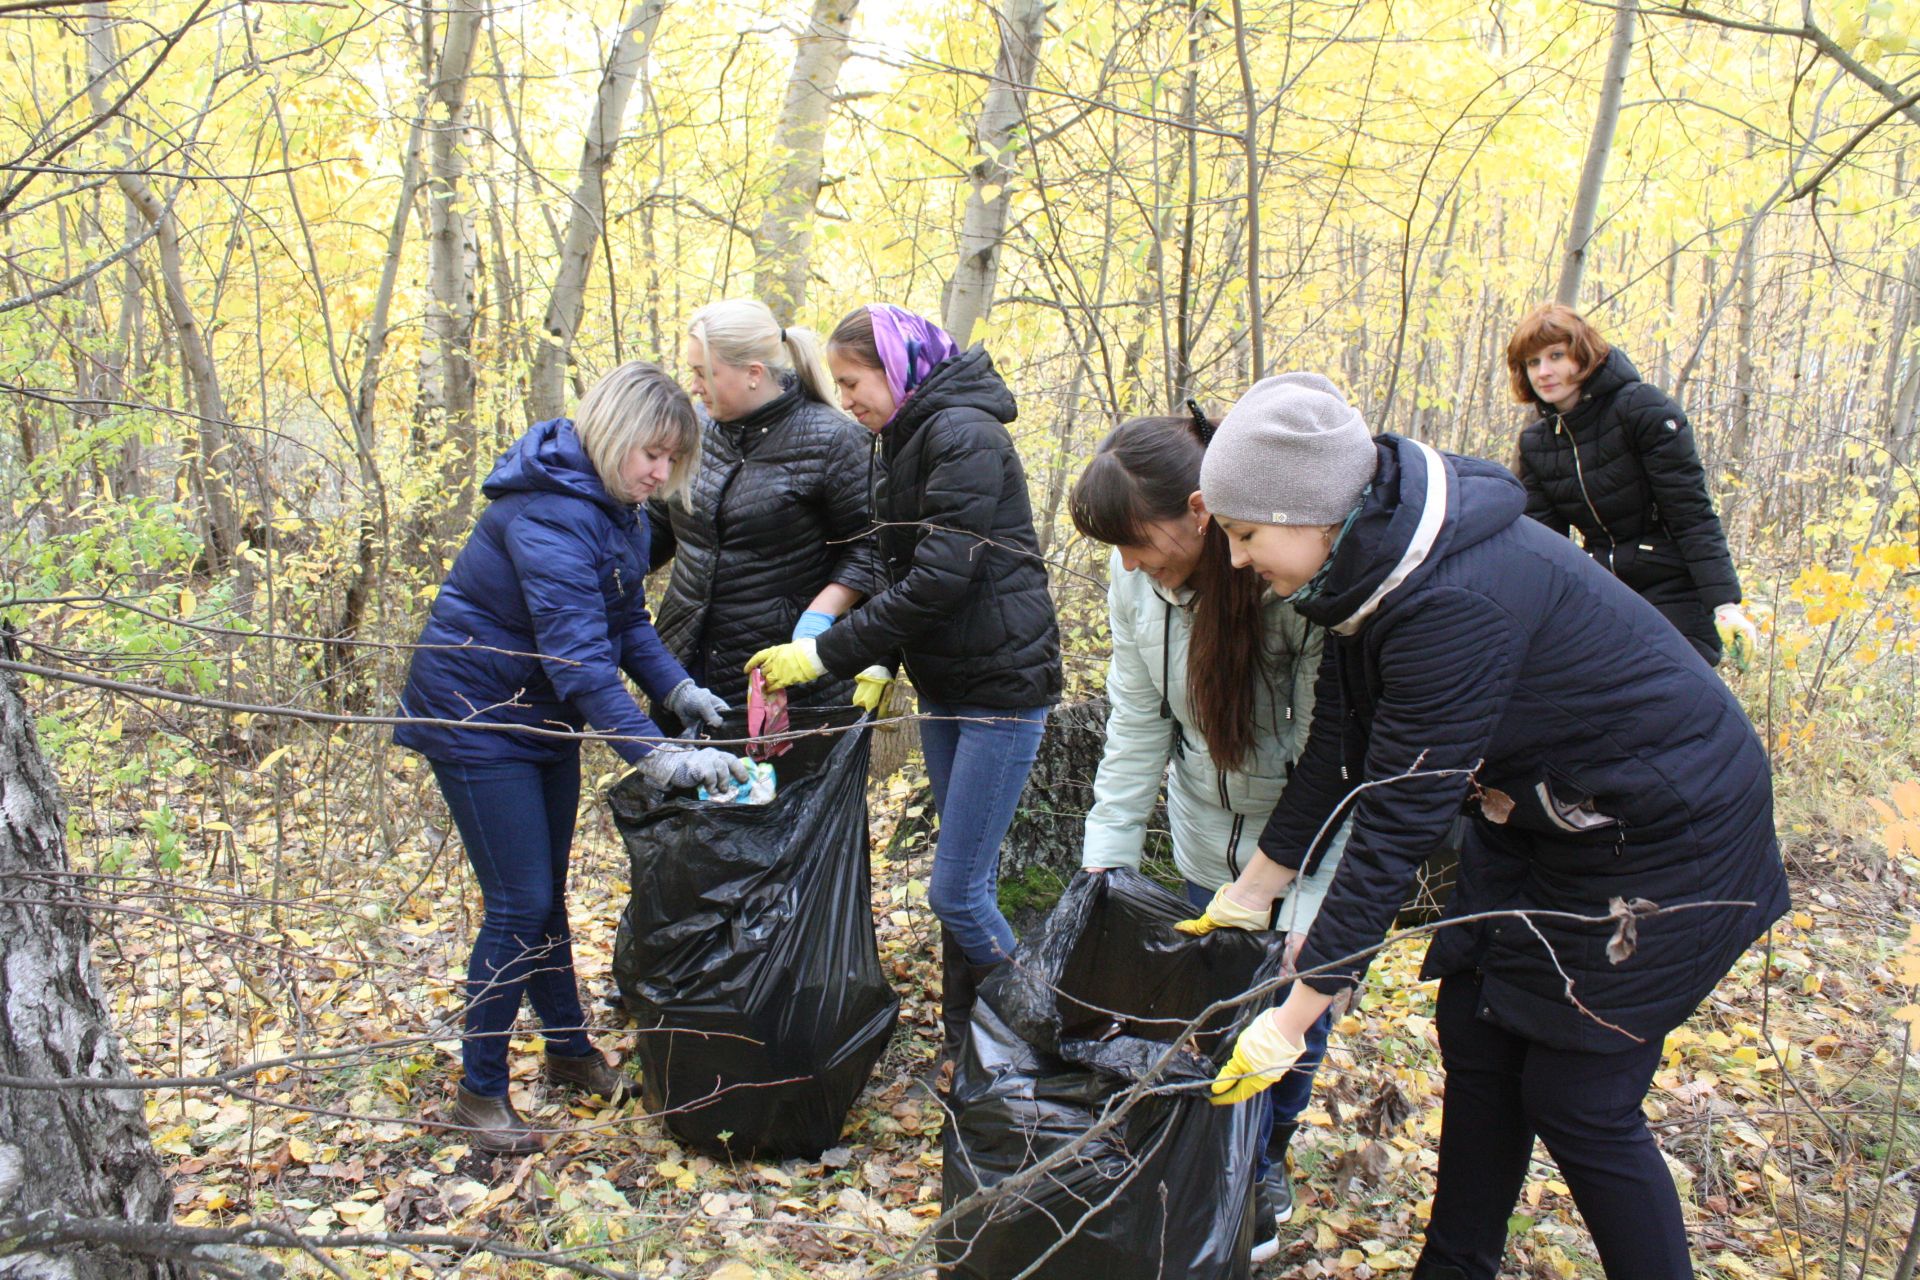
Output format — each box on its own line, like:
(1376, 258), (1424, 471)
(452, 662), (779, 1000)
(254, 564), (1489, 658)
(1195, 371), (1377, 599)
(1176, 370), (1786, 1280)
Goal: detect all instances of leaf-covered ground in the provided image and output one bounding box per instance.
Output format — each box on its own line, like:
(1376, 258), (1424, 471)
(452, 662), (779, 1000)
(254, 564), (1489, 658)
(70, 729), (1920, 1279)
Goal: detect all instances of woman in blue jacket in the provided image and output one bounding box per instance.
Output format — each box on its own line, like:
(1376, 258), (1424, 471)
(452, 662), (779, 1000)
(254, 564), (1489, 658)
(395, 362), (749, 1154)
(1176, 373), (1788, 1279)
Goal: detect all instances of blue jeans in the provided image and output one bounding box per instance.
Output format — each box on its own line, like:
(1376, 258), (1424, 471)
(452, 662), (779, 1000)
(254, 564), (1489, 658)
(918, 698), (1049, 965)
(432, 756), (595, 1097)
(1185, 880), (1333, 1178)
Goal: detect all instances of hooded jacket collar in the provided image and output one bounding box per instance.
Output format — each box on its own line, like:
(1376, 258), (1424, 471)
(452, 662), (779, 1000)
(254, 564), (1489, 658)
(1534, 346), (1642, 424)
(1295, 435), (1526, 635)
(481, 418), (633, 523)
(881, 345), (1017, 457)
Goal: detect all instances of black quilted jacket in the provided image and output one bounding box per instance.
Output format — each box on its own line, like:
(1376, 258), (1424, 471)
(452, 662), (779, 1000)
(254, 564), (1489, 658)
(815, 347), (1062, 709)
(1261, 436), (1786, 1053)
(647, 384), (884, 709)
(1515, 347), (1741, 615)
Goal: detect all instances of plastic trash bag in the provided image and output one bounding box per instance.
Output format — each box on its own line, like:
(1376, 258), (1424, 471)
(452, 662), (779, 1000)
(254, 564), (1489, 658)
(609, 705), (898, 1158)
(938, 869), (1284, 1279)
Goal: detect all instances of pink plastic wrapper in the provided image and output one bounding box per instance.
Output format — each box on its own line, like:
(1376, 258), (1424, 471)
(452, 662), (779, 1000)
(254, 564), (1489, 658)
(746, 668), (792, 760)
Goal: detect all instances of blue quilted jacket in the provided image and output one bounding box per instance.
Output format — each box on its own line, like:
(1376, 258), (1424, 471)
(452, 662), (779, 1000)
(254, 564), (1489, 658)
(392, 419), (689, 766)
(1262, 435), (1787, 1052)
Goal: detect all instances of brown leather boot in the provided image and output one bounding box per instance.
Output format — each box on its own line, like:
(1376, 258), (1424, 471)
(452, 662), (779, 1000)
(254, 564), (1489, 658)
(451, 1085), (545, 1155)
(543, 1048), (634, 1104)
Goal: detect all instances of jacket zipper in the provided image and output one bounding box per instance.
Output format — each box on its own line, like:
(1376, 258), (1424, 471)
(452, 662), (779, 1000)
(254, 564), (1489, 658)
(1160, 600), (1186, 758)
(697, 453), (747, 672)
(1226, 813), (1244, 879)
(1557, 411), (1619, 572)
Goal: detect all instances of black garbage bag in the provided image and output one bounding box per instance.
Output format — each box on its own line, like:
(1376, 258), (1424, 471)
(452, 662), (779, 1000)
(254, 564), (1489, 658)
(939, 869), (1285, 1279)
(608, 705), (899, 1159)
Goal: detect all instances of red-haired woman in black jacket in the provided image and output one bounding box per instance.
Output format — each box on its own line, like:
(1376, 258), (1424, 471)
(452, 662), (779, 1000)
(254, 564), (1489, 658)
(1508, 303), (1755, 666)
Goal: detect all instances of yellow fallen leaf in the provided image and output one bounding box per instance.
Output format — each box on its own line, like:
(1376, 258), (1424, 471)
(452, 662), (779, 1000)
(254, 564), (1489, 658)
(655, 1158), (697, 1191)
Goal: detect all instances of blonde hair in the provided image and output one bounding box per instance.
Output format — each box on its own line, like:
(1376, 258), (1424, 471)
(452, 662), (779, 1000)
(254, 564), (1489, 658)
(572, 361), (701, 505)
(687, 298), (836, 408)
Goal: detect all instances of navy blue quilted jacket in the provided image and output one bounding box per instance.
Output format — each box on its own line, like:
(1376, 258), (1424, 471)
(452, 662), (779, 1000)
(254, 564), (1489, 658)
(1260, 435), (1787, 1052)
(393, 419), (689, 766)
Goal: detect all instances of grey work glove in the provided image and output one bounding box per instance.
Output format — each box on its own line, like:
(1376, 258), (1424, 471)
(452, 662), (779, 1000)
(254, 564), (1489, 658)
(635, 744), (750, 792)
(665, 677), (730, 729)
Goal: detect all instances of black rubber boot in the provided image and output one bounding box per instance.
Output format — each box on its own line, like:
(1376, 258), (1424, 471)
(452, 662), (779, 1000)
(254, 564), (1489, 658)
(1252, 1121), (1300, 1265)
(1266, 1119), (1300, 1166)
(939, 928), (974, 1062)
(924, 932), (1002, 1093)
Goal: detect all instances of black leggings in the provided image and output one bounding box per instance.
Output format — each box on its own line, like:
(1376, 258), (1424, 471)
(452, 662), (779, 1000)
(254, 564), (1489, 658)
(1417, 975), (1691, 1279)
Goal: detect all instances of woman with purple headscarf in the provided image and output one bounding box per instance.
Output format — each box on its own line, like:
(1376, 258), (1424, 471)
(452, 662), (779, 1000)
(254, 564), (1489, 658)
(746, 304), (1062, 1085)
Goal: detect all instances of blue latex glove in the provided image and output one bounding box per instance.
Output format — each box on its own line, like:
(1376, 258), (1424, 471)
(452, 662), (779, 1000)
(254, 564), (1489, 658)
(792, 610), (836, 641)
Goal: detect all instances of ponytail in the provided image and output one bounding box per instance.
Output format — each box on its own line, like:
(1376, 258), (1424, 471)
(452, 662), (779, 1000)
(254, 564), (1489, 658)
(687, 298), (838, 410)
(781, 324), (836, 406)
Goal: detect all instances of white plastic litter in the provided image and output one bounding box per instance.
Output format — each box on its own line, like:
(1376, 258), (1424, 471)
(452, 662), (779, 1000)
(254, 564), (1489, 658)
(698, 760), (777, 805)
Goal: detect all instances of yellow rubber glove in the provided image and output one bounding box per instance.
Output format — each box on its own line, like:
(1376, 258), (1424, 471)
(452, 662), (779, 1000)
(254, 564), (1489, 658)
(1173, 883), (1273, 936)
(852, 665), (894, 715)
(1714, 603), (1758, 672)
(744, 638), (827, 691)
(1210, 1008), (1308, 1106)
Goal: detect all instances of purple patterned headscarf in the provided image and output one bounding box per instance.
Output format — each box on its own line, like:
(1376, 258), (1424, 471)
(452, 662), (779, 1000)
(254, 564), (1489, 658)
(868, 304), (960, 425)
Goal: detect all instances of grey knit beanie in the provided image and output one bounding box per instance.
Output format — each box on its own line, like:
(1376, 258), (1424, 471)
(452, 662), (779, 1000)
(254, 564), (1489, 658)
(1200, 372), (1376, 525)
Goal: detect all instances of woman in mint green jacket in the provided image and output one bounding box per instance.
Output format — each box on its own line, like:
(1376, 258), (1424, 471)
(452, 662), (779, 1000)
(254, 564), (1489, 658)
(1070, 410), (1345, 1264)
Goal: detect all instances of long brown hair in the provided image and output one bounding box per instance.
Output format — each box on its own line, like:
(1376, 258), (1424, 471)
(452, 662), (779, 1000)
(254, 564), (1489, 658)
(1069, 414), (1281, 772)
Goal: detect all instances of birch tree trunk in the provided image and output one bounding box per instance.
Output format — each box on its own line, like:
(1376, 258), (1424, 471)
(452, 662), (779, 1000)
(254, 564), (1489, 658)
(527, 0), (666, 423)
(1227, 0), (1265, 378)
(1554, 0), (1637, 308)
(84, 5), (242, 574)
(323, 89), (431, 706)
(0, 666), (177, 1280)
(940, 0), (1046, 348)
(418, 0), (484, 531)
(1888, 248), (1920, 463)
(753, 0), (858, 316)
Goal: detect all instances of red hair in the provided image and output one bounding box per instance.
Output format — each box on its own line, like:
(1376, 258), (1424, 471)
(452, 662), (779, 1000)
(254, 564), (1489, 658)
(1504, 303), (1612, 404)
